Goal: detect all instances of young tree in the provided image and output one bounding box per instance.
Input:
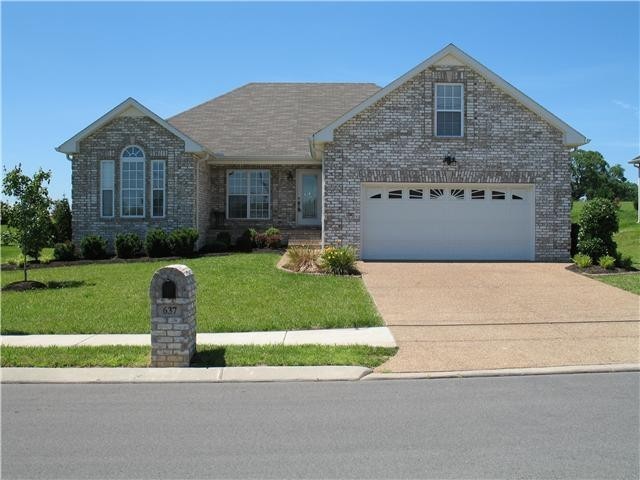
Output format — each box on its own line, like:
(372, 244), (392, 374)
(51, 197), (72, 243)
(2, 165), (52, 281)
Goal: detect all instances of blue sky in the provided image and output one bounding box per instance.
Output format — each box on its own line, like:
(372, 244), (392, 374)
(2, 1), (639, 200)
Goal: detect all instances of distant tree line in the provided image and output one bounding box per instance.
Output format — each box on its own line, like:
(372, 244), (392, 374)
(571, 149), (637, 203)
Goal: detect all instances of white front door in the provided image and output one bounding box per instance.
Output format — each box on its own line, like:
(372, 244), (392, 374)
(297, 169), (322, 225)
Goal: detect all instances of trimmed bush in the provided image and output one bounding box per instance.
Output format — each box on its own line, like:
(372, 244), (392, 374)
(598, 255), (616, 270)
(115, 233), (143, 259)
(264, 226), (280, 236)
(616, 255), (633, 269)
(254, 232), (268, 248)
(80, 235), (108, 260)
(53, 241), (76, 261)
(169, 228), (199, 257)
(320, 245), (358, 275)
(202, 240), (228, 253)
(235, 231), (253, 252)
(577, 198), (618, 259)
(145, 229), (172, 258)
(572, 253), (592, 269)
(216, 231), (231, 246)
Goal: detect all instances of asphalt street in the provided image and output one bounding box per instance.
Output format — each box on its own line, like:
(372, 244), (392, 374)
(2, 373), (638, 479)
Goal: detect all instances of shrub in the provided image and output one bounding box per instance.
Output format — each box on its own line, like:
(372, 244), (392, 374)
(115, 233), (143, 259)
(577, 198), (619, 258)
(616, 255), (634, 269)
(265, 234), (281, 249)
(51, 198), (72, 243)
(169, 228), (199, 257)
(80, 235), (108, 260)
(598, 255), (616, 270)
(216, 231), (231, 246)
(570, 223), (580, 257)
(236, 234), (253, 252)
(254, 232), (268, 248)
(202, 240), (228, 253)
(319, 245), (358, 275)
(287, 245), (321, 272)
(145, 229), (172, 258)
(53, 241), (76, 261)
(572, 253), (592, 269)
(264, 226), (280, 236)
(248, 228), (258, 242)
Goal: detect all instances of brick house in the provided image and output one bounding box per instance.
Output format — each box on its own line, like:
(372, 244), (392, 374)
(57, 44), (587, 261)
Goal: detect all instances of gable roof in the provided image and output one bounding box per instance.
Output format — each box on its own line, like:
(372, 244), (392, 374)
(167, 83), (380, 159)
(56, 97), (206, 154)
(312, 44), (589, 148)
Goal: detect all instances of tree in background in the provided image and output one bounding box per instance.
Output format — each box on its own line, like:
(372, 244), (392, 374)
(51, 197), (72, 243)
(0, 201), (12, 225)
(571, 149), (638, 201)
(2, 165), (52, 281)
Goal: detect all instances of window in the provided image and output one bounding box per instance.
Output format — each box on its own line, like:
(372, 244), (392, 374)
(450, 188), (465, 200)
(471, 189), (485, 200)
(100, 160), (114, 217)
(227, 170), (270, 219)
(121, 146), (145, 217)
(435, 84), (463, 137)
(492, 190), (506, 200)
(388, 189), (403, 199)
(152, 160), (165, 217)
(512, 193), (524, 200)
(430, 188), (445, 199)
(409, 189), (423, 199)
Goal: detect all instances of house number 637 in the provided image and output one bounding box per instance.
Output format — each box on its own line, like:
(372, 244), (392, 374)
(161, 306), (177, 315)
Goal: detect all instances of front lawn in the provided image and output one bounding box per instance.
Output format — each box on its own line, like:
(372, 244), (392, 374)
(593, 273), (640, 295)
(572, 201), (639, 266)
(1, 345), (397, 368)
(1, 253), (381, 334)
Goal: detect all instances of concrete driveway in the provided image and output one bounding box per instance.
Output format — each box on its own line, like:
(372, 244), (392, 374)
(360, 262), (639, 372)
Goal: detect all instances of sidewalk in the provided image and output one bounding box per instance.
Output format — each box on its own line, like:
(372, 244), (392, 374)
(1, 327), (397, 348)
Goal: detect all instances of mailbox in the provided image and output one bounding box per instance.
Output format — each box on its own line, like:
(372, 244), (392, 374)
(149, 264), (196, 367)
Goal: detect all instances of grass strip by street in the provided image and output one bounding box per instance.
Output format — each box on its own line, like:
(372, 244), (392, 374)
(1, 253), (382, 334)
(593, 273), (640, 295)
(0, 345), (398, 368)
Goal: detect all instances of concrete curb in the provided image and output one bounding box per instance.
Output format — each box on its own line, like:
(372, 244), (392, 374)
(0, 366), (372, 384)
(362, 363), (640, 381)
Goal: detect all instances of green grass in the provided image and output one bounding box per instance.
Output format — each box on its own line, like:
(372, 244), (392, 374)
(0, 225), (54, 264)
(1, 253), (382, 334)
(572, 201), (639, 266)
(593, 273), (640, 295)
(0, 345), (397, 368)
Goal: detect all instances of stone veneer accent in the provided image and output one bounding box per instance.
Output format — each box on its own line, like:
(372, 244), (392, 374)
(72, 116), (208, 250)
(322, 66), (572, 261)
(207, 164), (320, 237)
(149, 264), (196, 368)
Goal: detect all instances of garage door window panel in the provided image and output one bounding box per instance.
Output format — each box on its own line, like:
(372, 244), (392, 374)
(388, 189), (403, 199)
(471, 189), (485, 200)
(430, 188), (445, 199)
(492, 190), (506, 200)
(409, 189), (423, 199)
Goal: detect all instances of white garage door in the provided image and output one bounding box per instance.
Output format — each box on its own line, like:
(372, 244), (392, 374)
(361, 184), (535, 260)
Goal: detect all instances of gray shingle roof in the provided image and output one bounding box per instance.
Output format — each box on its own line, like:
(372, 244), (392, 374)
(167, 83), (380, 158)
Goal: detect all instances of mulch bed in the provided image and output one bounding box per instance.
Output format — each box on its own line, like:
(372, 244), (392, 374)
(2, 281), (47, 291)
(566, 264), (638, 275)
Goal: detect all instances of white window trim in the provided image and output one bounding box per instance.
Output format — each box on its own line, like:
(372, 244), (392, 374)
(226, 169), (271, 220)
(120, 146), (145, 218)
(151, 159), (166, 218)
(100, 160), (115, 218)
(435, 83), (464, 137)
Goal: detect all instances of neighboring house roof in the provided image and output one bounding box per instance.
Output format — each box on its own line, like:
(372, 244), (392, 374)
(629, 155), (640, 165)
(167, 83), (380, 159)
(56, 97), (206, 154)
(312, 44), (589, 148)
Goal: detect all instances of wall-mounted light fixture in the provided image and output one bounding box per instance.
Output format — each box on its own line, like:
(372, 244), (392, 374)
(443, 153), (457, 166)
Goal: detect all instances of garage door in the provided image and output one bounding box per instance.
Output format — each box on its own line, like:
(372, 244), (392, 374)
(361, 184), (534, 260)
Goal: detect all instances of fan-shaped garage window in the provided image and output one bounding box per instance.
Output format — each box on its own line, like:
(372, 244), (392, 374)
(450, 189), (465, 200)
(430, 188), (445, 199)
(388, 190), (403, 199)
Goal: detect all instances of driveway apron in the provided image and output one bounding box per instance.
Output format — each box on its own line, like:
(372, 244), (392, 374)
(360, 262), (640, 372)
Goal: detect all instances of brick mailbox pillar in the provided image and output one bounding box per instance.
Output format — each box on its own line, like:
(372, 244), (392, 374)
(149, 264), (196, 367)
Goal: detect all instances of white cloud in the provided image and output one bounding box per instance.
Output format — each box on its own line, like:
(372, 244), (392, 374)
(613, 99), (639, 112)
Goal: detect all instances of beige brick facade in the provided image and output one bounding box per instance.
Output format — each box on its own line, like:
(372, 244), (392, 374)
(322, 66), (572, 261)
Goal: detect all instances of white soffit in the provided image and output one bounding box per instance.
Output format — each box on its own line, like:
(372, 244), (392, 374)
(56, 97), (207, 154)
(312, 44), (588, 147)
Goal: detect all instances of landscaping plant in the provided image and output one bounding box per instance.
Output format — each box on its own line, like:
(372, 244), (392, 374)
(51, 198), (72, 243)
(145, 229), (172, 257)
(216, 231), (231, 247)
(598, 255), (616, 270)
(169, 228), (199, 257)
(572, 253), (592, 269)
(235, 230), (254, 252)
(1, 165), (53, 281)
(320, 245), (358, 275)
(286, 245), (321, 272)
(202, 240), (228, 253)
(80, 235), (108, 260)
(53, 241), (76, 261)
(577, 198), (619, 260)
(115, 233), (143, 259)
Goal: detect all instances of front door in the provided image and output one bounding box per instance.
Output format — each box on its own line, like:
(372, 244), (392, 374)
(296, 169), (322, 225)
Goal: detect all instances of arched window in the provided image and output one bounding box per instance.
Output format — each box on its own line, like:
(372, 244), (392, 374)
(121, 146), (145, 217)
